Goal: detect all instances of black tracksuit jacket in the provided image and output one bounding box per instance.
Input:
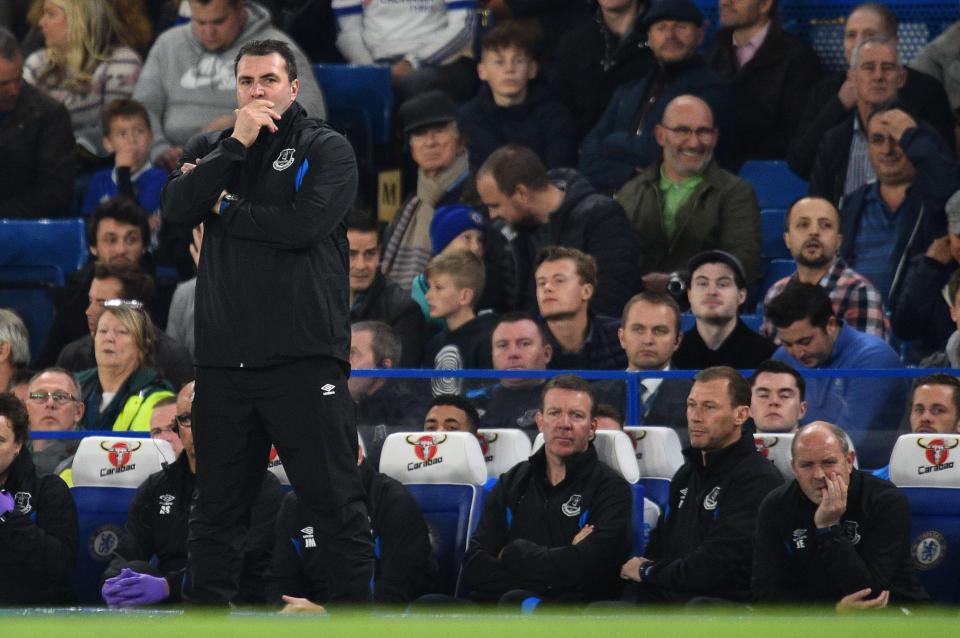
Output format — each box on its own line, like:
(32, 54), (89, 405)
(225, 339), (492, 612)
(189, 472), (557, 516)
(104, 455), (283, 603)
(462, 444), (632, 603)
(752, 469), (928, 604)
(0, 449), (77, 604)
(643, 433), (783, 602)
(266, 461), (436, 605)
(162, 101), (357, 368)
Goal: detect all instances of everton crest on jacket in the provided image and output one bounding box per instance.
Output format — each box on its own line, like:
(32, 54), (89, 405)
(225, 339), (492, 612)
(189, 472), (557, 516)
(461, 444), (631, 603)
(643, 433), (783, 602)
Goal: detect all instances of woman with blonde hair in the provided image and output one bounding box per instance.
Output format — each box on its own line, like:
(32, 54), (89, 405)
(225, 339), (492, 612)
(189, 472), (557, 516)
(76, 302), (174, 431)
(23, 0), (142, 159)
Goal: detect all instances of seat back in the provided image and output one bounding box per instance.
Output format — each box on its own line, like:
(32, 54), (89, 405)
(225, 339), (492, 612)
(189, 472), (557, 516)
(889, 433), (960, 603)
(477, 428), (531, 480)
(0, 218), (88, 354)
(760, 209), (790, 260)
(738, 161), (807, 209)
(753, 433), (796, 480)
(624, 426), (684, 511)
(70, 435), (171, 603)
(379, 431), (486, 597)
(313, 63), (393, 167)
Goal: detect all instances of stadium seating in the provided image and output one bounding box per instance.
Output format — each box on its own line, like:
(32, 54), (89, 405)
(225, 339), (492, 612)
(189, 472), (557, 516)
(761, 259), (796, 299)
(889, 433), (960, 604)
(379, 431), (486, 596)
(760, 209), (790, 260)
(624, 426), (684, 513)
(477, 428), (531, 481)
(0, 218), (87, 355)
(753, 433), (797, 480)
(70, 435), (173, 603)
(738, 161), (807, 210)
(313, 63), (393, 169)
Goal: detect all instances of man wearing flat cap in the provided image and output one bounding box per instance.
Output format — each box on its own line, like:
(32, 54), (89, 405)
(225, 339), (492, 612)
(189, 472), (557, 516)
(381, 90), (473, 293)
(578, 0), (737, 193)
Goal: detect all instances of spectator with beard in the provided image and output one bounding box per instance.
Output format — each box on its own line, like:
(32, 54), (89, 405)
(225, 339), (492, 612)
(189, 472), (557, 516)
(760, 197), (888, 340)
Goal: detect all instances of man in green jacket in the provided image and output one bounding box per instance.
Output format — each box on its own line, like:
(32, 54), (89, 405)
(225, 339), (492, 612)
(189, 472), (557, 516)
(615, 95), (761, 289)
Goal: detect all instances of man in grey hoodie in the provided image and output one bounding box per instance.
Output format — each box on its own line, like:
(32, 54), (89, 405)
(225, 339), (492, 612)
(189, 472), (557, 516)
(134, 0), (326, 170)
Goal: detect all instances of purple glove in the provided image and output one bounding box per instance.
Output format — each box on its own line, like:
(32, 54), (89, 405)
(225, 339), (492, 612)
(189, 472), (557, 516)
(102, 567), (169, 606)
(0, 490), (14, 516)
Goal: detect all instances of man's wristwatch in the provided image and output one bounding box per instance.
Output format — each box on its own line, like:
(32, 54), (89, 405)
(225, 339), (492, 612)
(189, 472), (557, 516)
(220, 193), (239, 214)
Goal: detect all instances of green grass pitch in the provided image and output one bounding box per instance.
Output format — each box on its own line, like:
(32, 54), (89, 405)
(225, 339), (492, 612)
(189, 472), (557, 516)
(3, 607), (958, 638)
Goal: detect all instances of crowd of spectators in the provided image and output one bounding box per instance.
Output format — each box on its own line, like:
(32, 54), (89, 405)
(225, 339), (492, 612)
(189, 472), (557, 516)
(2, 0), (960, 612)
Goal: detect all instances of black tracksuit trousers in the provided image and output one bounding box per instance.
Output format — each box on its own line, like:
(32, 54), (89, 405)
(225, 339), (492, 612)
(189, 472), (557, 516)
(184, 356), (373, 605)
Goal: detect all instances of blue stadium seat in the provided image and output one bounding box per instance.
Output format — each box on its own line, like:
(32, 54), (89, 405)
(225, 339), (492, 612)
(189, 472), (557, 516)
(379, 431), (486, 596)
(889, 433), (960, 604)
(69, 435), (174, 604)
(0, 218), (87, 356)
(761, 258), (796, 298)
(739, 162), (807, 210)
(760, 208), (790, 259)
(624, 426), (683, 515)
(313, 64), (393, 168)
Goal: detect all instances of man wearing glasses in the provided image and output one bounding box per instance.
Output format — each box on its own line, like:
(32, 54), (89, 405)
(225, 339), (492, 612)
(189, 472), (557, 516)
(100, 382), (282, 607)
(616, 94), (761, 291)
(578, 0), (736, 193)
(24, 368), (85, 476)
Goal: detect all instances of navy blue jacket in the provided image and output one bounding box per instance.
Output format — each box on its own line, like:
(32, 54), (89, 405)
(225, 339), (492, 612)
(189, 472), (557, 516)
(839, 126), (957, 306)
(460, 81), (578, 171)
(578, 57), (735, 192)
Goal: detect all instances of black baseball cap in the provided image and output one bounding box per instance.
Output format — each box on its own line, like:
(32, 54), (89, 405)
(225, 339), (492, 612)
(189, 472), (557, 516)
(643, 0), (705, 29)
(687, 250), (748, 289)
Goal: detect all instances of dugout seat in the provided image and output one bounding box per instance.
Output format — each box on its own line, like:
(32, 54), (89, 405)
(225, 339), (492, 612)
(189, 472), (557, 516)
(379, 431), (486, 596)
(70, 435), (172, 603)
(624, 426), (684, 512)
(889, 433), (960, 604)
(754, 431), (859, 480)
(477, 428), (531, 482)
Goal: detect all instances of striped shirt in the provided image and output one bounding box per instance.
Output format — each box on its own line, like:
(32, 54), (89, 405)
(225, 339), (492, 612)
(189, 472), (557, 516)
(843, 115), (876, 201)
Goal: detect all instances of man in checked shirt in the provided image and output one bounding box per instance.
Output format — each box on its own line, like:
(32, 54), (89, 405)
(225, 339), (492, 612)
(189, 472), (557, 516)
(761, 196), (889, 340)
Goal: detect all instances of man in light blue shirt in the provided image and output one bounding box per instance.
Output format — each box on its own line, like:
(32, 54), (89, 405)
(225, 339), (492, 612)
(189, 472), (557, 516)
(766, 282), (905, 469)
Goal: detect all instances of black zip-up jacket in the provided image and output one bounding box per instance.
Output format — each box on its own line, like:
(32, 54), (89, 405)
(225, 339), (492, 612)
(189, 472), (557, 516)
(351, 272), (425, 368)
(266, 461), (436, 605)
(643, 433), (783, 602)
(162, 101), (357, 368)
(0, 449), (78, 604)
(462, 444), (632, 603)
(512, 168), (642, 317)
(104, 455), (283, 603)
(752, 470), (928, 604)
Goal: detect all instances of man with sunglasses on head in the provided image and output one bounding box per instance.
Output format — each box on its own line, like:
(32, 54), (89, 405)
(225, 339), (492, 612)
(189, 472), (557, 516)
(24, 368), (85, 476)
(616, 94), (761, 292)
(100, 382), (283, 607)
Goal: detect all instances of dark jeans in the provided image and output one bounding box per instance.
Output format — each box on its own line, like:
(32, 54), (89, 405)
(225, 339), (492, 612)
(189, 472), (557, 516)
(184, 357), (374, 605)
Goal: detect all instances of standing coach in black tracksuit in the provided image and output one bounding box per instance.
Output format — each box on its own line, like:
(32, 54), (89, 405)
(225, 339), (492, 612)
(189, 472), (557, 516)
(620, 366), (783, 603)
(461, 375), (632, 605)
(753, 421), (927, 610)
(161, 39), (373, 605)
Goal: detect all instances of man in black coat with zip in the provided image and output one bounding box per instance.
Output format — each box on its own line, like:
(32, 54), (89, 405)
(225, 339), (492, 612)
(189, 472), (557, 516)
(620, 366), (782, 603)
(162, 39), (373, 605)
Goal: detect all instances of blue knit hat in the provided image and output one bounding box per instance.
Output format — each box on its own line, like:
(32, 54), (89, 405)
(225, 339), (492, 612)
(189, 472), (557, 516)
(430, 204), (486, 254)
